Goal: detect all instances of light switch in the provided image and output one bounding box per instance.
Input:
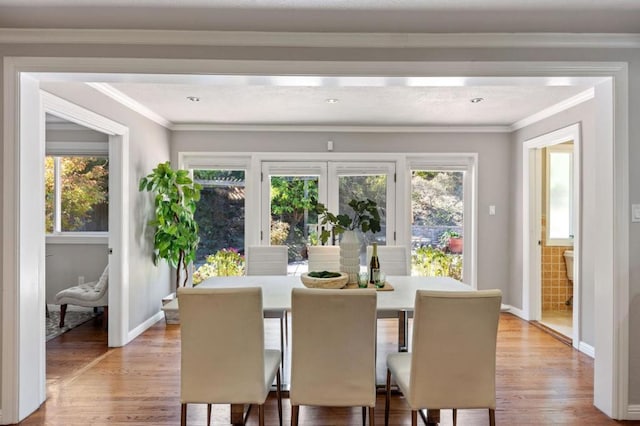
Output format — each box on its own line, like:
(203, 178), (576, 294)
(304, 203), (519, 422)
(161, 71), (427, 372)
(489, 205), (496, 216)
(632, 204), (640, 222)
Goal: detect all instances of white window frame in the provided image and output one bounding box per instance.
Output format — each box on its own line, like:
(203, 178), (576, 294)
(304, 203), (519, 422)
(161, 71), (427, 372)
(406, 154), (478, 288)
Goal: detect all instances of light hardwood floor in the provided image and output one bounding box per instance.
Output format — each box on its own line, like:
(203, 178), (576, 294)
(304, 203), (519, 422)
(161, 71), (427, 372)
(20, 313), (636, 425)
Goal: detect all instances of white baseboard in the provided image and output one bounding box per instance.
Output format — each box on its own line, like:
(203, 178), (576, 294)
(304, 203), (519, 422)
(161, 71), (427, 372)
(502, 304), (527, 320)
(578, 341), (595, 358)
(627, 404), (640, 420)
(126, 311), (164, 343)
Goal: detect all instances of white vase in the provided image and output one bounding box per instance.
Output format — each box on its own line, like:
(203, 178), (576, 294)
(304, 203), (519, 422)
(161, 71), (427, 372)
(339, 230), (360, 284)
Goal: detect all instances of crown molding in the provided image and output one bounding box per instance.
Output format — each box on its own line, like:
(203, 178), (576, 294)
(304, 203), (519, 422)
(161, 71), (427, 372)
(510, 87), (595, 131)
(0, 29), (639, 49)
(86, 82), (171, 129)
(170, 123), (510, 133)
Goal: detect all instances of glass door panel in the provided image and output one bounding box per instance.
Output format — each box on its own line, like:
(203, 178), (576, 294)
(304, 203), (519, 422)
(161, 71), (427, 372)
(328, 162), (395, 266)
(261, 162), (327, 275)
(410, 170), (464, 280)
(192, 169), (246, 284)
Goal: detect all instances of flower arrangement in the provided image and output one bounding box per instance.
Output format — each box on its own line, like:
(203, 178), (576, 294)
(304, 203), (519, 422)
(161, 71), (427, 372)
(192, 247), (245, 285)
(314, 198), (381, 244)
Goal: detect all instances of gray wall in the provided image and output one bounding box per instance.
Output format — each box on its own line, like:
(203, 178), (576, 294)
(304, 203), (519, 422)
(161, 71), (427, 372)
(511, 100), (596, 346)
(40, 81), (173, 331)
(0, 41), (638, 406)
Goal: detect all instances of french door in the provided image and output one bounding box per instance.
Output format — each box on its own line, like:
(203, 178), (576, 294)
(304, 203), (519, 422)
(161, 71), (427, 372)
(261, 161), (396, 273)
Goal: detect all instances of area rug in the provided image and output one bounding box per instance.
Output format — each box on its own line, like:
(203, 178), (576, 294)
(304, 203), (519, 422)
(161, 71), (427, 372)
(46, 309), (97, 341)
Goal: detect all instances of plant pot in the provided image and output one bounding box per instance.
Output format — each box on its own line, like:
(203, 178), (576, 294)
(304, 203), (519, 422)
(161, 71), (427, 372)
(448, 237), (463, 254)
(339, 230), (360, 284)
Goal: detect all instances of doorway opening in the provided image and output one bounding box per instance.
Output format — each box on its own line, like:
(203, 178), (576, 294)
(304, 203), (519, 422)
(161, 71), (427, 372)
(525, 123), (581, 348)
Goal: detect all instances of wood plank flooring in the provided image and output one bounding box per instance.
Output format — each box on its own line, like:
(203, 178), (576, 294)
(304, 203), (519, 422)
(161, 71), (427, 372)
(19, 313), (637, 425)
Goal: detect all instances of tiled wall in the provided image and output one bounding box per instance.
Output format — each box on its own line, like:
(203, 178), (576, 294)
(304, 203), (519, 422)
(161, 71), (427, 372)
(541, 216), (573, 312)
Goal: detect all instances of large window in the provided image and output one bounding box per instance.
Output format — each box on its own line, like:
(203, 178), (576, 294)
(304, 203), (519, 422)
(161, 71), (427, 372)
(45, 155), (109, 234)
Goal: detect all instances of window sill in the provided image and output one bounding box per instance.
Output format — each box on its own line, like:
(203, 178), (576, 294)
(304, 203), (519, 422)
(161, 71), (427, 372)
(46, 233), (108, 245)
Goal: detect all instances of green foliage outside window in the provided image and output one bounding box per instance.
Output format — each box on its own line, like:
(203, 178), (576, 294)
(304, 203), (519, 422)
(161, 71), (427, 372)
(45, 156), (109, 233)
(412, 245), (462, 281)
(192, 247), (245, 285)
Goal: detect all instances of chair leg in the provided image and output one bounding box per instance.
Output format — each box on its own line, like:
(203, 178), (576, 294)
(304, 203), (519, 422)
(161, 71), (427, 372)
(59, 304), (67, 327)
(362, 406), (366, 426)
(277, 369), (283, 426)
(259, 404), (265, 426)
(207, 404), (212, 426)
(181, 403), (187, 426)
(368, 407), (375, 426)
(279, 316), (285, 368)
(284, 311), (289, 345)
(411, 410), (417, 426)
(291, 405), (299, 426)
(489, 408), (495, 426)
(452, 408), (457, 426)
(385, 369), (391, 426)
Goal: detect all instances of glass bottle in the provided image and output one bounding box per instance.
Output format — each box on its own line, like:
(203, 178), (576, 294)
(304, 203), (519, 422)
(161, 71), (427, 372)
(369, 242), (380, 284)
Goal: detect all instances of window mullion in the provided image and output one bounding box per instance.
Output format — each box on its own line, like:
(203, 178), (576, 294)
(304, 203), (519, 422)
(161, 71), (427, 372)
(54, 156), (62, 233)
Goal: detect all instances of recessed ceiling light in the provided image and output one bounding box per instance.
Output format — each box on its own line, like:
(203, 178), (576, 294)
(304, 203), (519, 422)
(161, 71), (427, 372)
(470, 97), (484, 103)
(187, 96), (200, 102)
(325, 98), (339, 104)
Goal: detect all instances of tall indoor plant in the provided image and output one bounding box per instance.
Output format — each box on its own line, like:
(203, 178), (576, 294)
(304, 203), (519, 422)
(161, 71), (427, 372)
(139, 161), (202, 289)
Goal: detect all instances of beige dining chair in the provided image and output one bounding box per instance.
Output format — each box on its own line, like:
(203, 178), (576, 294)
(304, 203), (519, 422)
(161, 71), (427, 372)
(385, 289), (502, 426)
(307, 245), (340, 272)
(178, 287), (282, 426)
(366, 245), (410, 276)
(290, 288), (378, 426)
(246, 245), (289, 362)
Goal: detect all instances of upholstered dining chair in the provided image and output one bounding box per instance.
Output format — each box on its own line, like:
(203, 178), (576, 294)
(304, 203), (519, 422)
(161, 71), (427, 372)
(385, 289), (502, 426)
(307, 245), (340, 272)
(54, 264), (108, 328)
(366, 245), (410, 276)
(290, 288), (378, 426)
(177, 287), (282, 426)
(246, 245), (289, 362)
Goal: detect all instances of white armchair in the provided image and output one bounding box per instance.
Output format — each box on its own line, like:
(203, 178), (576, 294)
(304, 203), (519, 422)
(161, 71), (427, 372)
(54, 264), (109, 328)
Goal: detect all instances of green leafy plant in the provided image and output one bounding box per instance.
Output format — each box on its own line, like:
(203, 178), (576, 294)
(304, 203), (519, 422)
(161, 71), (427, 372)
(139, 161), (202, 289)
(438, 229), (461, 246)
(412, 245), (462, 281)
(192, 247), (245, 285)
(315, 198), (381, 244)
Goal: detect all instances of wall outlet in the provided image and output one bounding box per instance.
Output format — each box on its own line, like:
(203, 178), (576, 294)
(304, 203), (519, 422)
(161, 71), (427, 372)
(78, 276), (84, 285)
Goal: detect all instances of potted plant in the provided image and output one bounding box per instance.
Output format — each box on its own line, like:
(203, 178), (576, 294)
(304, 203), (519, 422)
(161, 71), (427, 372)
(439, 229), (463, 254)
(314, 198), (382, 244)
(314, 198), (381, 283)
(139, 161), (202, 289)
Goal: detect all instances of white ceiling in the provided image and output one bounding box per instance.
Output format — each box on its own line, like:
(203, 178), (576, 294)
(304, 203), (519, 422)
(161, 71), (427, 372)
(0, 0), (639, 32)
(21, 1), (621, 128)
(103, 81), (588, 127)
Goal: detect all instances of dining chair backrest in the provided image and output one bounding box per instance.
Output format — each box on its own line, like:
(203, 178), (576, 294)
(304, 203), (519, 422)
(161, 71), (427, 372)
(307, 245), (340, 272)
(178, 287), (268, 404)
(290, 288), (378, 408)
(409, 289), (502, 409)
(246, 245), (288, 275)
(366, 245), (409, 275)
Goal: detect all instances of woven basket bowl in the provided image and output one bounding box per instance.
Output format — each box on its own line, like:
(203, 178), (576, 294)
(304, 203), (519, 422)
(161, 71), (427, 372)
(300, 272), (349, 289)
